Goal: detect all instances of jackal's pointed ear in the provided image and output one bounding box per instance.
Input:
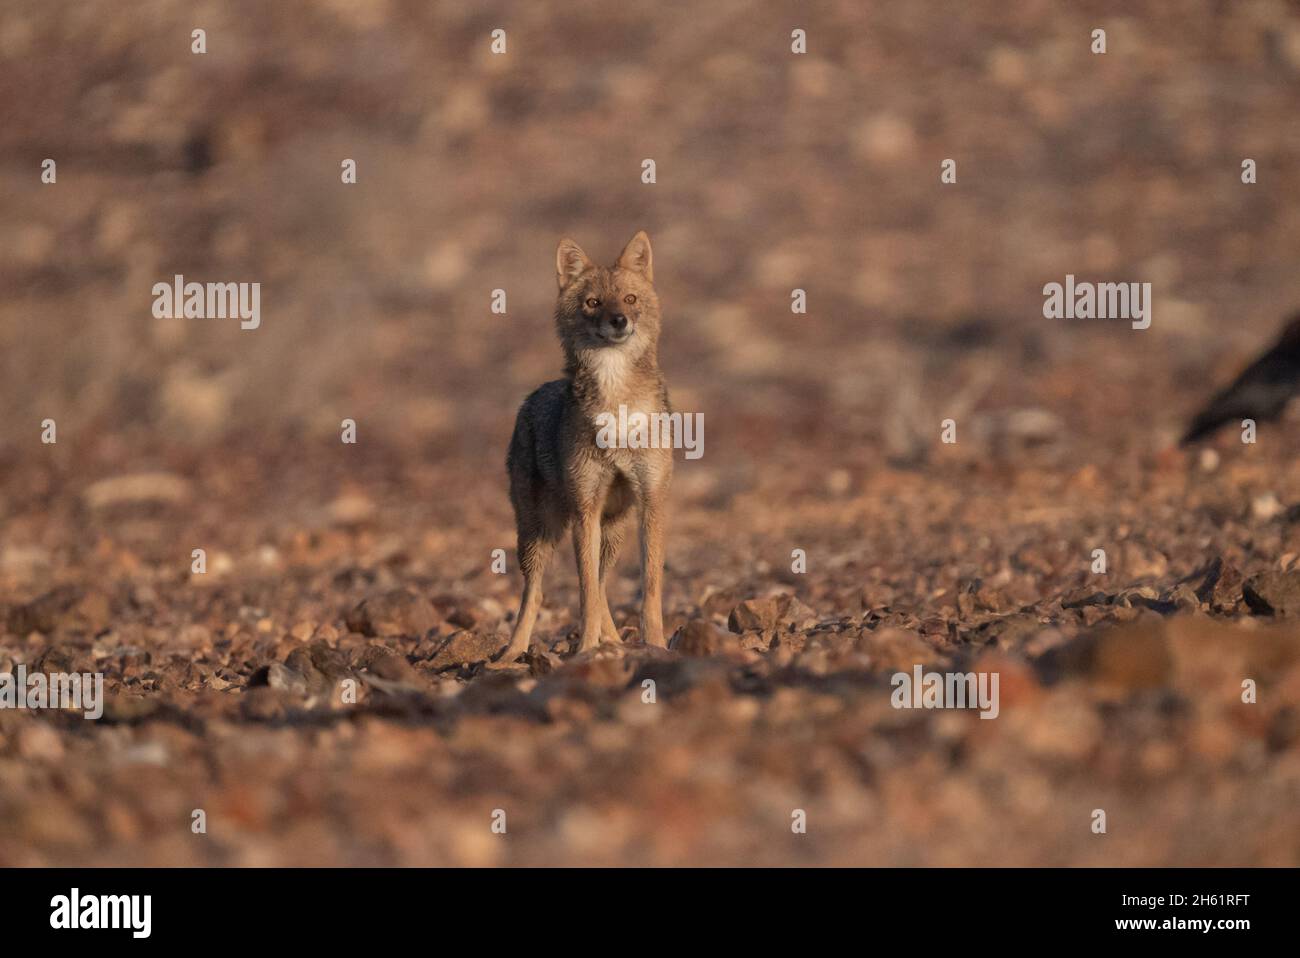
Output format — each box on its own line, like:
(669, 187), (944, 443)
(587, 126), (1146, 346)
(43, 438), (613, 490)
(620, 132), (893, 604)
(556, 239), (592, 290)
(616, 230), (653, 282)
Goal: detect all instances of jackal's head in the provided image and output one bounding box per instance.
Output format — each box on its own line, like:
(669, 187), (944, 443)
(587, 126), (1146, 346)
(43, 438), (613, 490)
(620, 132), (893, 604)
(554, 231), (659, 362)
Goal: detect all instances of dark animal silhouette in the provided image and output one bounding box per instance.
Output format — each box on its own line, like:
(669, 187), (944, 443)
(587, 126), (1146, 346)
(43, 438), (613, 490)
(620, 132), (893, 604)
(1181, 313), (1300, 445)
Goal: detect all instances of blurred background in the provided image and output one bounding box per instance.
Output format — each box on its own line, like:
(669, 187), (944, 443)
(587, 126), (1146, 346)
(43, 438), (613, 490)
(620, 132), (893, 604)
(1, 0), (1300, 867)
(3, 0), (1299, 467)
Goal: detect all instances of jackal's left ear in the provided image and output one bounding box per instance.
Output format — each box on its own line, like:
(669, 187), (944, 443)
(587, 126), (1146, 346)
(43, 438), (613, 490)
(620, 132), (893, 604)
(617, 230), (653, 282)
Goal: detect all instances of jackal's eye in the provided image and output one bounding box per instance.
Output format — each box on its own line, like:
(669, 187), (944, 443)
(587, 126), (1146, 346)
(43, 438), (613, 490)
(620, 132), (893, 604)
(585, 297), (600, 309)
(623, 294), (637, 305)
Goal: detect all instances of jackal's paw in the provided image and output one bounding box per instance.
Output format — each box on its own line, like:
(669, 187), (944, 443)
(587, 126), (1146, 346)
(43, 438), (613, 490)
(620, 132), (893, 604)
(486, 641), (529, 669)
(575, 634), (605, 654)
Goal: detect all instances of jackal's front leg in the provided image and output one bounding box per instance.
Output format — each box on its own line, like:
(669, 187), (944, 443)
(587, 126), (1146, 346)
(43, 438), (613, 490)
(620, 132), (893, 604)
(573, 508), (604, 652)
(638, 495), (666, 647)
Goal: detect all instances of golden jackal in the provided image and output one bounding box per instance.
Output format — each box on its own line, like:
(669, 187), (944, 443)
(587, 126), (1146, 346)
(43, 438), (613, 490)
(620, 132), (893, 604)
(497, 231), (672, 663)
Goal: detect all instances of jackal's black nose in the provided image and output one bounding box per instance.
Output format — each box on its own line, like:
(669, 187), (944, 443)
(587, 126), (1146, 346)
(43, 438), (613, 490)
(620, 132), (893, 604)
(609, 313), (628, 331)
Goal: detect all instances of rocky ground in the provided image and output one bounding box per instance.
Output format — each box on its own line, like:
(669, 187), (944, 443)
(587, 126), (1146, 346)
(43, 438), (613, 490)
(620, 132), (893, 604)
(2, 0), (1300, 865)
(2, 438), (1299, 866)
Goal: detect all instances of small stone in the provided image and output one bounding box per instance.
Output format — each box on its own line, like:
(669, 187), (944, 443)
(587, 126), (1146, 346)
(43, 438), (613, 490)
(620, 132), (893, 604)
(1165, 584), (1201, 613)
(1061, 587), (1109, 609)
(328, 492), (375, 526)
(669, 620), (740, 656)
(75, 591), (113, 631)
(36, 646), (81, 675)
(356, 645), (424, 685)
(426, 630), (501, 670)
(974, 613), (1043, 651)
(855, 627), (935, 671)
(778, 596), (818, 631)
(957, 591), (977, 618)
(728, 598), (780, 633)
(81, 472), (190, 511)
(6, 585), (81, 635)
(345, 590), (439, 638)
(445, 607), (479, 629)
(300, 641), (352, 681)
(265, 661), (308, 696)
(1195, 558), (1244, 614)
(1252, 493), (1285, 522)
(1243, 570), (1300, 616)
(728, 594), (816, 633)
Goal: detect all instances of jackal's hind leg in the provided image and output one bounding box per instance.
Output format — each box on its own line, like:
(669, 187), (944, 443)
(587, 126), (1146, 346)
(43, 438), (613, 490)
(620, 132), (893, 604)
(496, 531), (554, 663)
